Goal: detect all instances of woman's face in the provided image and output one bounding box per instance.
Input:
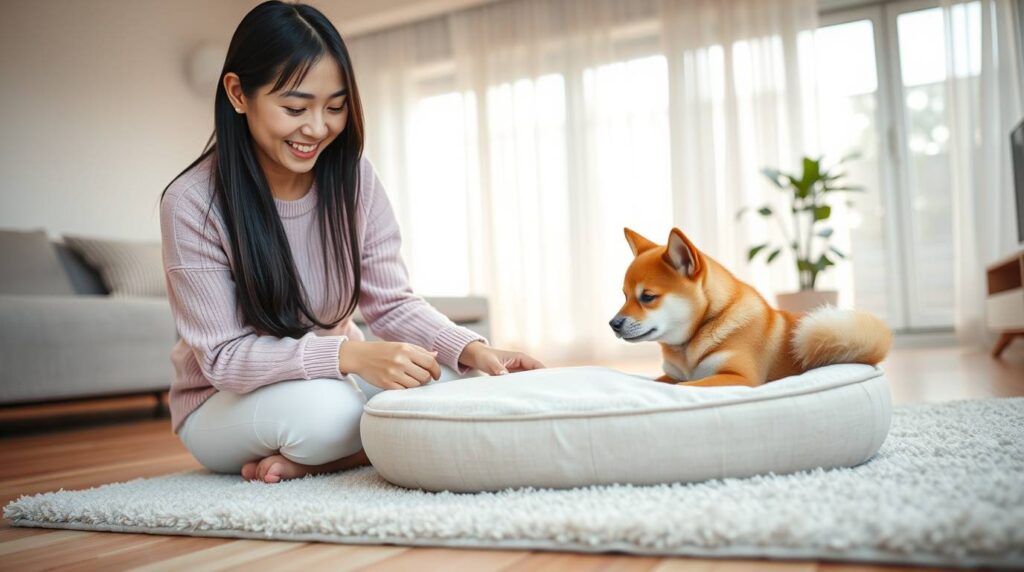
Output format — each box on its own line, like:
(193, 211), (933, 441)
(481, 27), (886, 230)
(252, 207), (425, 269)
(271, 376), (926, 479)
(225, 57), (348, 175)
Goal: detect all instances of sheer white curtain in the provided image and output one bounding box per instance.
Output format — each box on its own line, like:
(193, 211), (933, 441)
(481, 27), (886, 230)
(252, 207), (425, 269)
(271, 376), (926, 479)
(661, 0), (821, 298)
(349, 0), (819, 365)
(942, 0), (1023, 346)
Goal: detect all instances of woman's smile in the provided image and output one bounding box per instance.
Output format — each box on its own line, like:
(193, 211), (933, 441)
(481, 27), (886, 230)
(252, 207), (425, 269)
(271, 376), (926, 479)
(285, 140), (320, 160)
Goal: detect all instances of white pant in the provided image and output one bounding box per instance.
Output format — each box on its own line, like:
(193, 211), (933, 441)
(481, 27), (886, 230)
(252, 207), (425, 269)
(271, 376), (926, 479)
(178, 365), (472, 473)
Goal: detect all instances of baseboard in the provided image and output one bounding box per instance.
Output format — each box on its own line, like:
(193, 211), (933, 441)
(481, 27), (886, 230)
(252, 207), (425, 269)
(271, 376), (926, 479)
(0, 391), (169, 436)
(891, 329), (958, 349)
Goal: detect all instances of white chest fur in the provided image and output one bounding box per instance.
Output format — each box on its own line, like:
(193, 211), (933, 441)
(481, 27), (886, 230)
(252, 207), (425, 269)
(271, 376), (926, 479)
(663, 351), (731, 382)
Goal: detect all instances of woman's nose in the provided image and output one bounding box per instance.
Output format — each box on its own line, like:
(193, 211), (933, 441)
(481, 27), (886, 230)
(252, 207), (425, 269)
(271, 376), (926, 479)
(302, 114), (329, 139)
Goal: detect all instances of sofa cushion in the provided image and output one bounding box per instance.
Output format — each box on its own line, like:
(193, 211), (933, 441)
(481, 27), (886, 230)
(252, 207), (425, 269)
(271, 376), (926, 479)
(62, 235), (166, 298)
(0, 229), (76, 296)
(360, 364), (892, 492)
(53, 242), (109, 295)
(0, 294), (177, 404)
(353, 296), (488, 325)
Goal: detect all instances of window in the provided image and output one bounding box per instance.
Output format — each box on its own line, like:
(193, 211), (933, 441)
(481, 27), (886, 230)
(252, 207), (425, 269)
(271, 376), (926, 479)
(815, 0), (982, 330)
(405, 91), (474, 296)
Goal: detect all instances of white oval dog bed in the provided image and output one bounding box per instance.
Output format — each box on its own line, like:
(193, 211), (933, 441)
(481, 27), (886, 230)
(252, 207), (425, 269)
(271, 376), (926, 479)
(360, 364), (891, 492)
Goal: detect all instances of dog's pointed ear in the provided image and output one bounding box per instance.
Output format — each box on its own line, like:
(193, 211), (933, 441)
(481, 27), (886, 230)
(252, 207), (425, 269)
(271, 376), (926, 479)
(663, 228), (703, 277)
(624, 228), (658, 257)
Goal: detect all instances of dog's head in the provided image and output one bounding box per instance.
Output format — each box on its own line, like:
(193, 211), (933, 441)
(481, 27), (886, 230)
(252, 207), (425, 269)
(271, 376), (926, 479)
(609, 227), (708, 346)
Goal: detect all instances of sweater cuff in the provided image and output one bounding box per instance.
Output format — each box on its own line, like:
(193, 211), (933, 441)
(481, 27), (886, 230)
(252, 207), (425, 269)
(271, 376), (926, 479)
(433, 327), (488, 375)
(302, 335), (344, 379)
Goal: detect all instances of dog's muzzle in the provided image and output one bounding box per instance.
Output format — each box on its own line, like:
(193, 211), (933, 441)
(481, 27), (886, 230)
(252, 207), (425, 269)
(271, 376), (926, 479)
(609, 315), (654, 341)
(609, 316), (627, 333)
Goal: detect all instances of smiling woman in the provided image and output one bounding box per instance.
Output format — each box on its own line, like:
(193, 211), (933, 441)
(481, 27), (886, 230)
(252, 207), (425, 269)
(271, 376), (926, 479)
(156, 0), (544, 485)
(164, 0), (367, 339)
(224, 64), (351, 199)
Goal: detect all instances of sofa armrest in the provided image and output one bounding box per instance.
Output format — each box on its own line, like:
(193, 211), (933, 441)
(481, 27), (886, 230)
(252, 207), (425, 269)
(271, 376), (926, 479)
(0, 294), (178, 404)
(351, 296), (491, 342)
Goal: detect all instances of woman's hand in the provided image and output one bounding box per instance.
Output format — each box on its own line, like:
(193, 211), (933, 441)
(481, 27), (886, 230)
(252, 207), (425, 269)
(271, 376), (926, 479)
(458, 341), (546, 375)
(338, 340), (441, 390)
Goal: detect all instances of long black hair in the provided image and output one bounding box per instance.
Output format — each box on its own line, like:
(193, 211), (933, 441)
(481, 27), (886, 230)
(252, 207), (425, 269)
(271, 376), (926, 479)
(160, 0), (364, 339)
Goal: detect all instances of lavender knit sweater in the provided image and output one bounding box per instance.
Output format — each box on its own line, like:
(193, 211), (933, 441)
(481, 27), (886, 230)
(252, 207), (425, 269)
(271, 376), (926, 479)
(159, 155), (486, 434)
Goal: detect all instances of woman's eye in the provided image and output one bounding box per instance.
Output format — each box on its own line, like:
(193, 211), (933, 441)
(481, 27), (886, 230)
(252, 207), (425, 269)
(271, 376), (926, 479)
(329, 102), (348, 113)
(283, 107), (304, 115)
(640, 293), (658, 303)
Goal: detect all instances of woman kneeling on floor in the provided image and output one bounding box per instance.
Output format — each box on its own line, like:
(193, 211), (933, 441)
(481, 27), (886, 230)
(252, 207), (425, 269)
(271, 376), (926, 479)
(159, 0), (544, 484)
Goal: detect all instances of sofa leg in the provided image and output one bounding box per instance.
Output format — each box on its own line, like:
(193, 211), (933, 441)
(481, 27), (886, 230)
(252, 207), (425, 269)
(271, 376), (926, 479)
(153, 391), (166, 418)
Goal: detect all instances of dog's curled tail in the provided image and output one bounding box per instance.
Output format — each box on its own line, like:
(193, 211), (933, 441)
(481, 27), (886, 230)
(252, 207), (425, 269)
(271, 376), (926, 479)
(791, 306), (892, 369)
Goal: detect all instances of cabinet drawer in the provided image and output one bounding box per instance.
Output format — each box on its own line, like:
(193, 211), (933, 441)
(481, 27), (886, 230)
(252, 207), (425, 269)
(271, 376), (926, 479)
(987, 289), (1024, 330)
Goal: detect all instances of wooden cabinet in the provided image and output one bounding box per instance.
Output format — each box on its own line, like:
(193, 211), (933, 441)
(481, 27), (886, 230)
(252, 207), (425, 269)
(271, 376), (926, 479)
(986, 250), (1024, 357)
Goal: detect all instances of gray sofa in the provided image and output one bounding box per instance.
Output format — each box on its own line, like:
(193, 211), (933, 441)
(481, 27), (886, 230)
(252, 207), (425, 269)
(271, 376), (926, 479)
(0, 229), (490, 406)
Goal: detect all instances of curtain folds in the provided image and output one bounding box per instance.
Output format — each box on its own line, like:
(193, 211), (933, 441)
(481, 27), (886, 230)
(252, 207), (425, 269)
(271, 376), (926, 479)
(942, 0), (1024, 346)
(349, 0), (820, 364)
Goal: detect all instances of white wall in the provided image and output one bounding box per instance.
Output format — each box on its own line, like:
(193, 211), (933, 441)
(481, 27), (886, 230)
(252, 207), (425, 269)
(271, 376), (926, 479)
(0, 0), (489, 243)
(0, 0), (248, 242)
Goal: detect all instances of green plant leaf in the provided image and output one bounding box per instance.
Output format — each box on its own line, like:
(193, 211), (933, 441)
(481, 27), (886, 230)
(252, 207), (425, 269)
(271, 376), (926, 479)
(782, 173), (806, 198)
(813, 205), (831, 221)
(761, 168), (785, 188)
(829, 245), (846, 259)
(825, 185), (865, 192)
(817, 227), (834, 238)
(747, 243), (770, 261)
(792, 174), (812, 199)
(839, 150), (863, 163)
(814, 254), (835, 272)
(758, 206), (773, 216)
(803, 157), (821, 183)
(766, 248), (782, 263)
(797, 259), (815, 272)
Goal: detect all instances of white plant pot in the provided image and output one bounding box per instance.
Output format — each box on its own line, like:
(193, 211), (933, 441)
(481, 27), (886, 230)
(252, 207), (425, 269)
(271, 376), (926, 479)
(776, 290), (838, 313)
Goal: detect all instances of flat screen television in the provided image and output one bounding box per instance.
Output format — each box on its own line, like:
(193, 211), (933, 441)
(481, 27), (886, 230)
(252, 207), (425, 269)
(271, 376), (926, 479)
(1013, 118), (1024, 245)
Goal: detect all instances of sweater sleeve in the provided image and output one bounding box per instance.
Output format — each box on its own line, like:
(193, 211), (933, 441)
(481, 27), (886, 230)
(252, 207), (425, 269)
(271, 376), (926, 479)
(356, 160), (488, 374)
(161, 185), (344, 394)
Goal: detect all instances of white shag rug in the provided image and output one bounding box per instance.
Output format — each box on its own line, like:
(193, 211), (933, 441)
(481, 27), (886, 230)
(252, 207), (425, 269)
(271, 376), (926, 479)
(6, 398), (1024, 569)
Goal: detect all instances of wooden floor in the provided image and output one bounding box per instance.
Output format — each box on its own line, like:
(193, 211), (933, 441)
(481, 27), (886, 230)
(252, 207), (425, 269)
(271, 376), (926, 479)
(2, 340), (1022, 571)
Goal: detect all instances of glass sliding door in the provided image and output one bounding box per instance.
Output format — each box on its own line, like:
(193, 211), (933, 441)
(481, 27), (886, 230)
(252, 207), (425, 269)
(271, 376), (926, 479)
(816, 0), (981, 331)
(888, 0), (980, 329)
(814, 13), (903, 328)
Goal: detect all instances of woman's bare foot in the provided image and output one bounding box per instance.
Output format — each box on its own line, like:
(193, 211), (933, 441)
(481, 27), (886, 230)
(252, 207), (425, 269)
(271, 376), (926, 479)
(240, 449), (370, 483)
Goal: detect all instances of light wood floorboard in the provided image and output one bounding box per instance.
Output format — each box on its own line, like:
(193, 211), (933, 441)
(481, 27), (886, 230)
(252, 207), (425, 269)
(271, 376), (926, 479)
(2, 342), (1021, 571)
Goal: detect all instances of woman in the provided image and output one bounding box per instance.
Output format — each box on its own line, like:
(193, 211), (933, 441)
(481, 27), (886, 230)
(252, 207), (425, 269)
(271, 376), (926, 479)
(160, 0), (544, 484)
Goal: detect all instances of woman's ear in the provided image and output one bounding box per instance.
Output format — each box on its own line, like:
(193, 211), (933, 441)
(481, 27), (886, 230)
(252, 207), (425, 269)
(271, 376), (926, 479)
(222, 72), (247, 113)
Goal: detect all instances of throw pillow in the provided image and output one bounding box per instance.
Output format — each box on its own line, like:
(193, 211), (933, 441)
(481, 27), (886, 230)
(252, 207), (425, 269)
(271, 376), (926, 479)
(62, 235), (166, 298)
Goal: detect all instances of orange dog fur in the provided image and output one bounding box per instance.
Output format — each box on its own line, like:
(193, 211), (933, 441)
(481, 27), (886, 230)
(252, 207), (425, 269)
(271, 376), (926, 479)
(609, 227), (892, 387)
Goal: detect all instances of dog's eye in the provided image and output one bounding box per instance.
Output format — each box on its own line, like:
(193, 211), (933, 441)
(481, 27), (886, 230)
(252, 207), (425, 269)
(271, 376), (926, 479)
(639, 292), (658, 304)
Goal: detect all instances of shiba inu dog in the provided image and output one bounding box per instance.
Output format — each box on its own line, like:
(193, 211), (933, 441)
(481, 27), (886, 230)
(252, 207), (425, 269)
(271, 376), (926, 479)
(609, 227), (892, 387)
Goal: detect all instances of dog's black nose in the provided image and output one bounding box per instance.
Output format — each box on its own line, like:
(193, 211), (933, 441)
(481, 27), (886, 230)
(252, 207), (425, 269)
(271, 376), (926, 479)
(609, 317), (625, 332)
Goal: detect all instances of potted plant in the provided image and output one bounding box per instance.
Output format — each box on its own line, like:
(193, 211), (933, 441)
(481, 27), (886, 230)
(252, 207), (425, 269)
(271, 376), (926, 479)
(738, 154), (863, 313)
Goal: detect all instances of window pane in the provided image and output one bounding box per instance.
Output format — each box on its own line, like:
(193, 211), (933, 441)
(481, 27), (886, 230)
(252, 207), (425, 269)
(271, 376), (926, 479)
(895, 6), (975, 327)
(582, 55), (674, 318)
(814, 19), (895, 325)
(406, 91), (473, 295)
(485, 74), (572, 344)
